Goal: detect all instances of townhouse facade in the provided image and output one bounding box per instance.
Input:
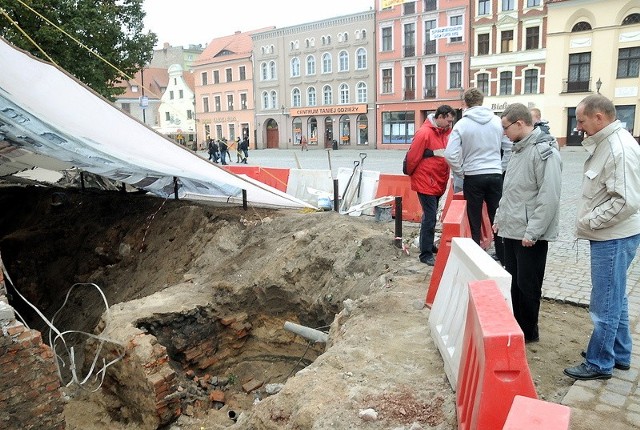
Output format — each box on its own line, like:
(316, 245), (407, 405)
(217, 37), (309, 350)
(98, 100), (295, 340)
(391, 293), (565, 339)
(252, 11), (376, 149)
(114, 67), (170, 129)
(149, 43), (204, 72)
(469, 0), (548, 118)
(375, 0), (470, 149)
(193, 30), (266, 150)
(546, 0), (640, 145)
(156, 64), (196, 146)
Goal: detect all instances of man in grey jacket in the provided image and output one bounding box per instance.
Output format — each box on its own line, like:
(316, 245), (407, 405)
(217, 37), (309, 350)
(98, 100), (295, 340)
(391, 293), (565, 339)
(493, 103), (562, 343)
(564, 95), (640, 380)
(444, 88), (512, 263)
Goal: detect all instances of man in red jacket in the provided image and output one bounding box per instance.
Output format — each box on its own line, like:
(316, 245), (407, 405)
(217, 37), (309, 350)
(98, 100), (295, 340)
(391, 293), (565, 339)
(405, 105), (456, 265)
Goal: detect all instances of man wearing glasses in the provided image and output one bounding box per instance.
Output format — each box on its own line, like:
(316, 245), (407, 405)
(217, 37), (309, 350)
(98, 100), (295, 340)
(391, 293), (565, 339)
(493, 103), (562, 344)
(444, 88), (512, 263)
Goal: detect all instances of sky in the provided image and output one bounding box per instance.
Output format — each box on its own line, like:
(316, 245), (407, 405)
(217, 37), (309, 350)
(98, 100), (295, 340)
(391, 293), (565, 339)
(143, 0), (376, 48)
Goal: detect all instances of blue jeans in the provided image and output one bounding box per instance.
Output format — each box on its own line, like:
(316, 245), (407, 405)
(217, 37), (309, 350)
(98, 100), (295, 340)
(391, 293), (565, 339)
(585, 233), (640, 373)
(417, 193), (439, 263)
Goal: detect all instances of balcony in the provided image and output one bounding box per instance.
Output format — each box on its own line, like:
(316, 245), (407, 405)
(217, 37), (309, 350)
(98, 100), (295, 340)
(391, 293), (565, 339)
(563, 79), (591, 93)
(424, 88), (436, 98)
(403, 44), (415, 58)
(404, 89), (415, 100)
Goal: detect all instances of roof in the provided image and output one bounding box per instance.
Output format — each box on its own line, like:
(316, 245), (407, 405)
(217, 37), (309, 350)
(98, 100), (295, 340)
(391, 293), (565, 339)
(194, 27), (274, 66)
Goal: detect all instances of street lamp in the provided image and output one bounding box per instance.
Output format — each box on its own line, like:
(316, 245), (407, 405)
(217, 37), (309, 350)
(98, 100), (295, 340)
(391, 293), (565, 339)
(596, 78), (602, 94)
(281, 105), (289, 117)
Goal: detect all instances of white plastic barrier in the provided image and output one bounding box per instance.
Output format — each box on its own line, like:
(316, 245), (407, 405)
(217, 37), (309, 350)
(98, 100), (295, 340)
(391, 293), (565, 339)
(286, 169), (333, 206)
(428, 237), (512, 390)
(336, 167), (380, 215)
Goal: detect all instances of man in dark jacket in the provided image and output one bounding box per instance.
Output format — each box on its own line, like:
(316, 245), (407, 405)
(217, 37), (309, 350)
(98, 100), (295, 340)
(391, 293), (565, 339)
(218, 138), (228, 165)
(405, 104), (456, 265)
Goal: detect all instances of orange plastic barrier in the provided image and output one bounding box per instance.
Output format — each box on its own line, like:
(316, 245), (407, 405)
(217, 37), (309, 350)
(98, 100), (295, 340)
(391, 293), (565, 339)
(439, 182), (493, 251)
(223, 166), (290, 192)
(502, 395), (571, 430)
(425, 200), (471, 307)
(457, 280), (537, 430)
(375, 174), (421, 222)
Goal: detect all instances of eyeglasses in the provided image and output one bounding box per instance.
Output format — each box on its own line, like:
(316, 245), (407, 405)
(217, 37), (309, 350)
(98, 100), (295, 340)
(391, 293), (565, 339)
(502, 121), (518, 131)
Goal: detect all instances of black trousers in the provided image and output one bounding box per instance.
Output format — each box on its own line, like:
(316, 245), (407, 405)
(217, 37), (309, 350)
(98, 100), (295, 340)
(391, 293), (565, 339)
(462, 173), (503, 262)
(503, 238), (549, 341)
(417, 193), (439, 262)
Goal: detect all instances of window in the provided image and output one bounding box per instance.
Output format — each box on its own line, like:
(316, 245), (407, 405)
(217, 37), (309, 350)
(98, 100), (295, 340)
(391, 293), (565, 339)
(616, 105), (636, 134)
(622, 14), (640, 25)
(356, 48), (367, 70)
(169, 91), (174, 100)
(201, 72), (208, 85)
(404, 23), (416, 57)
(228, 124), (235, 141)
(307, 87), (317, 106)
(449, 62), (462, 89)
(500, 71), (513, 95)
(203, 97), (209, 113)
(478, 33), (490, 55)
(339, 51), (349, 72)
(357, 114), (368, 145)
(213, 96), (220, 112)
(382, 68), (393, 94)
(269, 61), (276, 80)
(382, 111), (415, 144)
(240, 94), (247, 110)
(165, 112), (170, 121)
(568, 52), (591, 92)
(339, 83), (349, 104)
(502, 0), (514, 11)
(501, 30), (514, 53)
(524, 69), (538, 94)
(404, 1), (415, 14)
(382, 27), (393, 51)
(477, 73), (489, 95)
(262, 91), (269, 109)
(356, 82), (367, 103)
(227, 95), (234, 110)
(424, 0), (436, 12)
(121, 102), (130, 113)
(270, 91), (277, 109)
(404, 66), (415, 100)
(187, 110), (193, 120)
(424, 64), (436, 98)
(215, 125), (222, 140)
(322, 53), (332, 73)
(292, 88), (301, 107)
(617, 47), (640, 78)
(339, 115), (351, 145)
(179, 90), (183, 99)
(527, 0), (541, 6)
(214, 70), (220, 84)
(478, 0), (490, 15)
(424, 20), (436, 55)
(291, 57), (301, 77)
(306, 55), (316, 75)
(323, 85), (333, 105)
(526, 27), (539, 50)
(450, 16), (463, 43)
(225, 68), (232, 82)
(239, 66), (246, 80)
(261, 63), (268, 80)
(572, 22), (592, 32)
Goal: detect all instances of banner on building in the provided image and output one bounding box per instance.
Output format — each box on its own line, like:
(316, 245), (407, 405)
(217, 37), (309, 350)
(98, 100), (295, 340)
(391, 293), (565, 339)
(430, 25), (464, 40)
(380, 0), (413, 9)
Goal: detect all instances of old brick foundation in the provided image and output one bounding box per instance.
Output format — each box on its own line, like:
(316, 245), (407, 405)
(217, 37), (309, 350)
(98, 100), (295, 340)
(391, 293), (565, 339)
(0, 266), (66, 430)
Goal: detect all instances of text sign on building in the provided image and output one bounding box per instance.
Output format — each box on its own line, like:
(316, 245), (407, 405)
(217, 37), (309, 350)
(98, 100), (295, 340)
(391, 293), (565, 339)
(430, 25), (463, 40)
(380, 0), (414, 9)
(290, 104), (367, 117)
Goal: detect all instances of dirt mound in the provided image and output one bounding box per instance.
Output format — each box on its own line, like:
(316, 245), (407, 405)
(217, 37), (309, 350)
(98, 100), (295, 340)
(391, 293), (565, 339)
(0, 185), (590, 429)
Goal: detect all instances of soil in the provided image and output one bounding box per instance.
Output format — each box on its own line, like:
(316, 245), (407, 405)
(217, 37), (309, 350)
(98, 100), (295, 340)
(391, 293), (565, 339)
(0, 185), (591, 429)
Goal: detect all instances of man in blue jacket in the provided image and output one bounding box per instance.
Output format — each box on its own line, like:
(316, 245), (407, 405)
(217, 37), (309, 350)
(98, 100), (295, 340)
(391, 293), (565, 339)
(405, 104), (456, 265)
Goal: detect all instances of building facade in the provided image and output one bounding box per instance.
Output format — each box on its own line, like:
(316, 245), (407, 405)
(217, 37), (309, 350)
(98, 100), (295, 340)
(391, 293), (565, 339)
(376, 0), (470, 150)
(469, 0), (548, 118)
(546, 0), (640, 146)
(149, 43), (204, 72)
(114, 67), (168, 129)
(193, 30), (264, 150)
(157, 64), (196, 146)
(252, 11), (376, 150)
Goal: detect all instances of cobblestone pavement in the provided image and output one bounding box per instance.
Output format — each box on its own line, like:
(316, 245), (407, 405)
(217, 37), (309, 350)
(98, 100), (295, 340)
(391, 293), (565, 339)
(202, 146), (640, 428)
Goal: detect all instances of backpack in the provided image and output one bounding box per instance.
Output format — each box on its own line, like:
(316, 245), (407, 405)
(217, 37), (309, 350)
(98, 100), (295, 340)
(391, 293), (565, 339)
(402, 152), (409, 175)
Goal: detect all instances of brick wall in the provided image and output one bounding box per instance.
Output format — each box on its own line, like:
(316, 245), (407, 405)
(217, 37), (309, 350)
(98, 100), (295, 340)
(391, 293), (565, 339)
(0, 300), (66, 430)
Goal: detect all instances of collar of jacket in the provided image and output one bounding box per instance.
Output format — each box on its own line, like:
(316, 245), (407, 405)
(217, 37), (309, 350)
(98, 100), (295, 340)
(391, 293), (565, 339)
(581, 120), (623, 155)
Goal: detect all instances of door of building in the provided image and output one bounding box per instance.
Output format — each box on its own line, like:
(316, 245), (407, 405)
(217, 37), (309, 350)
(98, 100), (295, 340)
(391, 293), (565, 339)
(266, 119), (279, 149)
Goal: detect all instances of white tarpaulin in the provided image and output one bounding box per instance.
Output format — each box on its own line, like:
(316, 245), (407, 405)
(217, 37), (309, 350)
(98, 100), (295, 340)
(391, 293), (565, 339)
(0, 38), (312, 209)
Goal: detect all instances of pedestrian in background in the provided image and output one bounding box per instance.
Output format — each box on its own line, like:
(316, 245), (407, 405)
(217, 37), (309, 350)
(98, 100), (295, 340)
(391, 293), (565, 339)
(564, 94), (640, 381)
(444, 88), (512, 263)
(493, 103), (562, 343)
(405, 104), (456, 266)
(240, 136), (249, 164)
(301, 135), (308, 151)
(219, 138), (229, 165)
(530, 107), (551, 134)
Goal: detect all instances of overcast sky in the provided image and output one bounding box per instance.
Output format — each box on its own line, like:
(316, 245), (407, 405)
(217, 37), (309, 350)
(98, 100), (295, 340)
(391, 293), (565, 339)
(143, 0), (375, 48)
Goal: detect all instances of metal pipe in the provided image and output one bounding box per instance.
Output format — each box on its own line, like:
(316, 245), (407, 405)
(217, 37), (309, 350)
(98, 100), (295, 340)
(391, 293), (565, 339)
(284, 321), (328, 343)
(395, 196), (403, 249)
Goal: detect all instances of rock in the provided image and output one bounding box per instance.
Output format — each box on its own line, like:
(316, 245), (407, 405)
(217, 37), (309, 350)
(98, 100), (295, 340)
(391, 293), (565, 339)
(265, 383), (284, 395)
(358, 408), (378, 421)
